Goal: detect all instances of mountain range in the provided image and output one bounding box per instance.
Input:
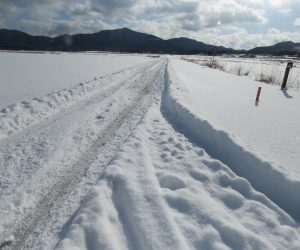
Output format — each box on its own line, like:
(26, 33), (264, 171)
(0, 27), (299, 56)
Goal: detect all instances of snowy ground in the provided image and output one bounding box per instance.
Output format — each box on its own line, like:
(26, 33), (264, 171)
(182, 55), (300, 89)
(0, 51), (152, 108)
(0, 52), (299, 249)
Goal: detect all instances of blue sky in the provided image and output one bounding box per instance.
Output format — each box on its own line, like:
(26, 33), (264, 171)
(0, 0), (299, 49)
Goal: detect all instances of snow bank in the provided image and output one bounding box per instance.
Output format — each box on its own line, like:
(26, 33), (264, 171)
(163, 59), (300, 223)
(0, 60), (158, 140)
(56, 101), (300, 249)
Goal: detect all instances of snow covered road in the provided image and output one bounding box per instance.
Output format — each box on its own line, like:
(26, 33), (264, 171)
(56, 99), (300, 250)
(0, 57), (165, 248)
(0, 53), (299, 249)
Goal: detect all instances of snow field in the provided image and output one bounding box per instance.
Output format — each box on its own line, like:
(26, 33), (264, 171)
(219, 57), (300, 89)
(165, 59), (300, 222)
(0, 59), (156, 140)
(57, 96), (300, 249)
(0, 52), (153, 108)
(184, 55), (300, 89)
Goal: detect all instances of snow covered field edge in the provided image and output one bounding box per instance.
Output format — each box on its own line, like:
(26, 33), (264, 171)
(163, 60), (300, 223)
(0, 60), (159, 140)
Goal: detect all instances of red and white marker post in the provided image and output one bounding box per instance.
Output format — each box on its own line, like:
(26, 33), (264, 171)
(255, 87), (262, 106)
(256, 87), (262, 102)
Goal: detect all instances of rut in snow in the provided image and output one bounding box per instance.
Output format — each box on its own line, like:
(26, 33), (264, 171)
(0, 59), (166, 249)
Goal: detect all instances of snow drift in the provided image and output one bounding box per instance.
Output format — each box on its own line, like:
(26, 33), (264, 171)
(162, 60), (300, 223)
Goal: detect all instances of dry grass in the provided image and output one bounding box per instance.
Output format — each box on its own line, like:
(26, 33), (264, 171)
(254, 66), (281, 85)
(202, 59), (225, 71)
(256, 73), (277, 84)
(233, 65), (251, 76)
(235, 65), (243, 75)
(183, 58), (199, 64)
(182, 57), (299, 91)
(287, 72), (300, 90)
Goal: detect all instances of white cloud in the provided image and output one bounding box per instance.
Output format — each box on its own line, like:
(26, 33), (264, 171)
(242, 0), (265, 5)
(277, 8), (292, 13)
(241, 0), (300, 9)
(197, 1), (268, 28)
(191, 27), (300, 49)
(69, 2), (91, 15)
(267, 0), (299, 8)
(0, 0), (299, 49)
(0, 0), (268, 32)
(131, 0), (268, 33)
(0, 2), (21, 17)
(294, 18), (300, 26)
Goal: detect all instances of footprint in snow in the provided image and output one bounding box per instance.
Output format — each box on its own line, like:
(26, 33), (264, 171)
(159, 175), (186, 190)
(96, 115), (104, 120)
(220, 191), (244, 210)
(190, 170), (210, 183)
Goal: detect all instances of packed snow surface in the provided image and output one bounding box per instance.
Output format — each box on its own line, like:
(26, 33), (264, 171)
(0, 53), (299, 249)
(57, 104), (300, 250)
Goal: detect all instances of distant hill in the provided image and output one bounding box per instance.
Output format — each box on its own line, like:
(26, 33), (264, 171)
(50, 28), (178, 53)
(0, 28), (232, 54)
(248, 41), (300, 56)
(0, 28), (299, 55)
(168, 37), (234, 54)
(0, 29), (52, 50)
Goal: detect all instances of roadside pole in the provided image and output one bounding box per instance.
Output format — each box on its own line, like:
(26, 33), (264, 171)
(255, 87), (262, 106)
(281, 62), (293, 90)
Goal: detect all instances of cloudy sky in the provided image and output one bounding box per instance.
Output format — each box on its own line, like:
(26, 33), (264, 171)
(0, 0), (300, 49)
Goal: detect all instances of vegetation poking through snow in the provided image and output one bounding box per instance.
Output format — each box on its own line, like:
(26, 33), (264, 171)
(202, 58), (225, 71)
(183, 56), (300, 90)
(256, 71), (277, 84)
(233, 65), (251, 76)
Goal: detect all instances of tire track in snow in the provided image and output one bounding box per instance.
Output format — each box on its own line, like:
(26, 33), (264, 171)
(7, 59), (166, 250)
(0, 59), (160, 144)
(0, 60), (161, 232)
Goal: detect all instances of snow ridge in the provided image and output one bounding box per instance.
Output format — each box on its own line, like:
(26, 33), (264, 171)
(0, 60), (159, 140)
(162, 60), (300, 223)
